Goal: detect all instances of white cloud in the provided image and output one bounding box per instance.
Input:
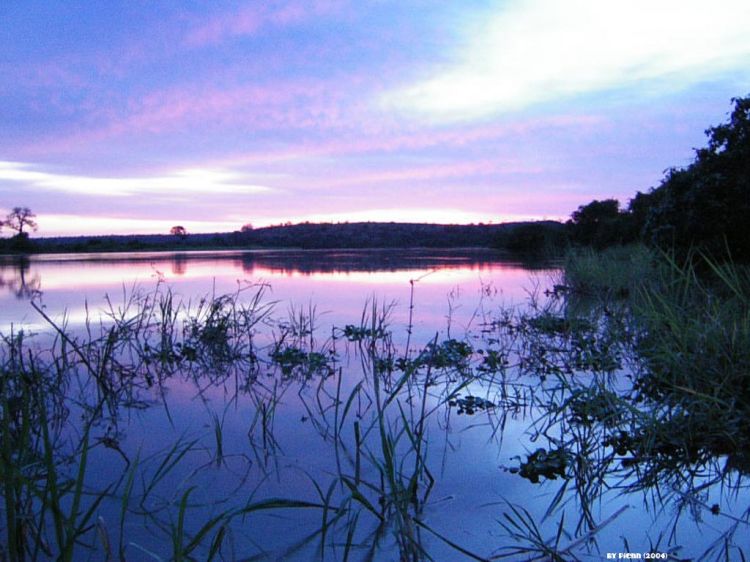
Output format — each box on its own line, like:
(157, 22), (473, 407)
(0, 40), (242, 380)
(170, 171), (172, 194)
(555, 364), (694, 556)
(0, 161), (273, 197)
(387, 0), (750, 120)
(33, 214), (241, 236)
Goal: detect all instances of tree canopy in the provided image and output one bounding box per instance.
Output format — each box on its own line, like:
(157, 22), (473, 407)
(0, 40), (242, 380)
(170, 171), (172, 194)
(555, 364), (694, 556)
(170, 225), (187, 237)
(566, 199), (633, 248)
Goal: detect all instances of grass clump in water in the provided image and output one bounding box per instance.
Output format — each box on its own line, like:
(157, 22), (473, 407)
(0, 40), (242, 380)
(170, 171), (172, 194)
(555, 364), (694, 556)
(630, 251), (750, 476)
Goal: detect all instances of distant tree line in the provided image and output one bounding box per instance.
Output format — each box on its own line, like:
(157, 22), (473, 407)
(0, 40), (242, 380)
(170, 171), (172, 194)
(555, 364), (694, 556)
(237, 221), (523, 249)
(491, 221), (567, 255)
(566, 95), (750, 262)
(20, 222), (564, 254)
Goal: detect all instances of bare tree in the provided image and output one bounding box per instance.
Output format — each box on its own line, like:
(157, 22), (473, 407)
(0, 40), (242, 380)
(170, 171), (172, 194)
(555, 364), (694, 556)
(4, 207), (38, 235)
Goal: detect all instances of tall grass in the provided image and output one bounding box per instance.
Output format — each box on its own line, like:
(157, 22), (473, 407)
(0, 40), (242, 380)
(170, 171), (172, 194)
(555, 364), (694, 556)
(505, 246), (750, 559)
(0, 284), (320, 560)
(562, 243), (656, 302)
(631, 251), (750, 477)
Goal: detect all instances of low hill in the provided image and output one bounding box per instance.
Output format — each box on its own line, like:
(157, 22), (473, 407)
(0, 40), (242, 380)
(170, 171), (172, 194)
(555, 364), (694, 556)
(20, 220), (565, 253)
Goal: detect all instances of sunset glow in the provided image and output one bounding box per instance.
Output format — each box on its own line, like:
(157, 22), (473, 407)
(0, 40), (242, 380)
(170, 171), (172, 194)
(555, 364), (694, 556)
(2, 1), (749, 236)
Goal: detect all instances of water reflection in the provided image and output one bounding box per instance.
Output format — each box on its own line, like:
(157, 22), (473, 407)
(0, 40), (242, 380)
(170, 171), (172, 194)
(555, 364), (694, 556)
(0, 250), (556, 337)
(0, 256), (41, 299)
(1, 250), (556, 560)
(0, 248), (553, 298)
(171, 253), (189, 276)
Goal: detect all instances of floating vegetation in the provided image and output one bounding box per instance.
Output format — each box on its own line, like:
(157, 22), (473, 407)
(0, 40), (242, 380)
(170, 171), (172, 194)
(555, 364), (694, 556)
(511, 447), (570, 484)
(567, 387), (624, 427)
(407, 338), (473, 372)
(448, 395), (495, 416)
(526, 311), (592, 335)
(476, 348), (509, 374)
(270, 345), (331, 378)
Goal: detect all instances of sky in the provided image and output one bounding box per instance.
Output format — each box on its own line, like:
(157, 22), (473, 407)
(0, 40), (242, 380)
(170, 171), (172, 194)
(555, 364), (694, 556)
(1, 0), (749, 236)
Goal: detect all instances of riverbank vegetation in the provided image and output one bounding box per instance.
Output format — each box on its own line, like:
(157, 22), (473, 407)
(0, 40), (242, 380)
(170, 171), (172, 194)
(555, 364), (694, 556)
(565, 245), (750, 468)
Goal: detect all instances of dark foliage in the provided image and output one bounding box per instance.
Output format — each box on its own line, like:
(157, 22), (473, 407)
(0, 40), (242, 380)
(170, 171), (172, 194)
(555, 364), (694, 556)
(566, 95), (750, 261)
(494, 222), (568, 255)
(640, 96), (750, 261)
(0, 232), (37, 254)
(239, 221), (513, 249)
(566, 199), (637, 249)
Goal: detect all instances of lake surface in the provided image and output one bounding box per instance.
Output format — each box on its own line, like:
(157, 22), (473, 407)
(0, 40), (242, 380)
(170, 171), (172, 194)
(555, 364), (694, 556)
(1, 249), (548, 335)
(0, 250), (747, 560)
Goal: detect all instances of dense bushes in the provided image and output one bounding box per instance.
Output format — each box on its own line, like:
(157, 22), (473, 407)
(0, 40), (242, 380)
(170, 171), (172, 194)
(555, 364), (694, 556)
(566, 199), (637, 249)
(493, 221), (567, 255)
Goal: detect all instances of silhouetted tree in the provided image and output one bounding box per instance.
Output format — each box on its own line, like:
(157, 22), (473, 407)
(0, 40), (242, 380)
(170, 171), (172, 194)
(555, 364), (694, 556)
(170, 225), (187, 238)
(241, 223), (254, 232)
(4, 207), (38, 235)
(626, 190), (656, 236)
(570, 199), (620, 226)
(561, 96), (750, 258)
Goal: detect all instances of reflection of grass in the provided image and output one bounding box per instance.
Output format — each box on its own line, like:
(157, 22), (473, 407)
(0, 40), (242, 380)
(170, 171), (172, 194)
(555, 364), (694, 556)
(1, 260), (749, 559)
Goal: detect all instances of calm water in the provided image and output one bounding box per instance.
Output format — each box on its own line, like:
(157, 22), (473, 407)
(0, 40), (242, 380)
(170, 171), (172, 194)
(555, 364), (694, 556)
(0, 250), (746, 560)
(0, 249), (545, 334)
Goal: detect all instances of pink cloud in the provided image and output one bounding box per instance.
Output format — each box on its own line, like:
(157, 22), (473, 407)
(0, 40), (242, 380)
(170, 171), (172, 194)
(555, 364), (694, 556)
(214, 114), (604, 166)
(16, 77), (358, 156)
(184, 1), (345, 47)
(116, 80), (351, 133)
(295, 159), (535, 190)
(0, 61), (88, 91)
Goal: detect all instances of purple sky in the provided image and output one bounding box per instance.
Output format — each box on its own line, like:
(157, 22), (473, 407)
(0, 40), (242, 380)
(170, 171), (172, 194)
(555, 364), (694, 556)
(2, 1), (749, 236)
